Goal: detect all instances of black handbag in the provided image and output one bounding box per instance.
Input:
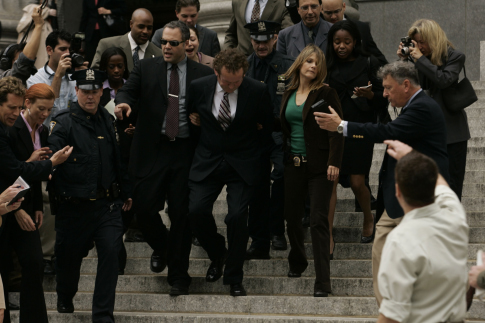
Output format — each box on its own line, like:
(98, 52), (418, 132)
(103, 14), (127, 35)
(442, 66), (478, 112)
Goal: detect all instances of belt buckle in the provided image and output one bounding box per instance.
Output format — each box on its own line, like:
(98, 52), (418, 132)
(169, 137), (176, 141)
(293, 156), (301, 167)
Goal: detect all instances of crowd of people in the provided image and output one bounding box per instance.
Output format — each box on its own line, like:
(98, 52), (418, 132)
(0, 0), (481, 323)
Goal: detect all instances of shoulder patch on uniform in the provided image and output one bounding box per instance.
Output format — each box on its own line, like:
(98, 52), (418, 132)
(49, 121), (56, 135)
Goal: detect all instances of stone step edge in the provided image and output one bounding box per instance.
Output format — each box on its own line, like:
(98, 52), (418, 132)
(32, 310), (379, 321)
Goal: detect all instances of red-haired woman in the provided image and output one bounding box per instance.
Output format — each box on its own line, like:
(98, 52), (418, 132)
(3, 83), (55, 323)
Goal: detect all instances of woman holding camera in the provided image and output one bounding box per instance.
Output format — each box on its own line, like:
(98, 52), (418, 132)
(325, 20), (388, 253)
(398, 19), (470, 199)
(280, 44), (344, 297)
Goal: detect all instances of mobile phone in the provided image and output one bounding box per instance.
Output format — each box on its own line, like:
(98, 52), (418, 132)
(359, 84), (372, 89)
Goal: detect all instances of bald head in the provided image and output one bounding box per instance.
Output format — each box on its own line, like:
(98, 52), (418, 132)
(322, 0), (346, 24)
(130, 8), (154, 45)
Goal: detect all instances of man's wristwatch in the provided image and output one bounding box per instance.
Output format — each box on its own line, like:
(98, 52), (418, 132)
(337, 120), (345, 134)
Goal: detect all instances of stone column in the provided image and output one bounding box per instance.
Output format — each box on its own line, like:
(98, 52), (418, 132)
(0, 0), (34, 47)
(198, 0), (232, 46)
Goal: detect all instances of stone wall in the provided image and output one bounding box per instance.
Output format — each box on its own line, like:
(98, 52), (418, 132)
(0, 0), (36, 47)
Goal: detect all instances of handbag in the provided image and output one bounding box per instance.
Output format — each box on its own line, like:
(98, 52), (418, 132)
(103, 14), (127, 35)
(441, 66), (477, 112)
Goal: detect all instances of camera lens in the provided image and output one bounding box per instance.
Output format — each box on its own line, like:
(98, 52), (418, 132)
(401, 47), (409, 56)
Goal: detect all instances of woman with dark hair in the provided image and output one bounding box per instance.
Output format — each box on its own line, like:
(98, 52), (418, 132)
(398, 19), (470, 200)
(186, 26), (214, 68)
(281, 44), (344, 297)
(99, 46), (129, 107)
(325, 20), (388, 252)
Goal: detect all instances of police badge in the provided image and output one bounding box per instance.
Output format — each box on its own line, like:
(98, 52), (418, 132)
(258, 21), (266, 32)
(49, 121), (56, 135)
(86, 69), (95, 80)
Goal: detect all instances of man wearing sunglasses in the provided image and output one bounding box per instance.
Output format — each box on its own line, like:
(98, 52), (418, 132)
(321, 0), (387, 66)
(276, 0), (332, 59)
(114, 20), (213, 297)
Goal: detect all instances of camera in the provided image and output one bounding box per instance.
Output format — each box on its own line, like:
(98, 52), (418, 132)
(67, 32), (85, 73)
(400, 36), (414, 56)
(69, 53), (85, 69)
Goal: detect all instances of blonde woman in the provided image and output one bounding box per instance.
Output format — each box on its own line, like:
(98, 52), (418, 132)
(398, 19), (470, 200)
(280, 44), (344, 297)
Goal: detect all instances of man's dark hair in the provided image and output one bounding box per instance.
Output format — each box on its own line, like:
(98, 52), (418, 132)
(163, 21), (190, 42)
(213, 49), (249, 75)
(175, 0), (200, 12)
(395, 150), (438, 207)
(0, 76), (25, 105)
(326, 20), (367, 71)
(45, 30), (72, 50)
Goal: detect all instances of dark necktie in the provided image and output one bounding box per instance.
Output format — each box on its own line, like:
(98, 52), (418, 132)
(218, 92), (231, 131)
(133, 45), (140, 67)
(251, 0), (261, 22)
(308, 30), (315, 43)
(166, 64), (179, 140)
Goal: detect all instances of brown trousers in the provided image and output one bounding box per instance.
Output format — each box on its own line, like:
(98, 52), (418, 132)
(284, 162), (334, 293)
(372, 210), (402, 305)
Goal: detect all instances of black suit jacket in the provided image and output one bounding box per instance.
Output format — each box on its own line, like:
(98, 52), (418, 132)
(0, 122), (52, 212)
(187, 75), (274, 185)
(79, 0), (127, 42)
(7, 117), (48, 216)
(347, 91), (449, 219)
(115, 57), (214, 178)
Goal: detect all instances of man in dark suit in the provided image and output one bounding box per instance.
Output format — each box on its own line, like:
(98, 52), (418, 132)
(114, 21), (213, 296)
(0, 76), (72, 323)
(79, 0), (127, 64)
(321, 0), (388, 66)
(152, 0), (221, 57)
(244, 21), (294, 257)
(277, 0), (332, 59)
(91, 8), (163, 73)
(223, 0), (293, 56)
(314, 61), (449, 305)
(187, 49), (273, 296)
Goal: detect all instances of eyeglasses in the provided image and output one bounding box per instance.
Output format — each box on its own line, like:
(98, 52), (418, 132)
(323, 8), (343, 16)
(160, 39), (183, 46)
(299, 4), (319, 11)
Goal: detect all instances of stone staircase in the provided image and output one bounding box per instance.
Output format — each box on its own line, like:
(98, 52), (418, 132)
(11, 83), (485, 322)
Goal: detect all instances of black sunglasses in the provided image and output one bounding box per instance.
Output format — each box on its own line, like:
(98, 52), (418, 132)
(160, 39), (183, 46)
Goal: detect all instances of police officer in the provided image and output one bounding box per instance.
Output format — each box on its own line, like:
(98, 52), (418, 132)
(47, 69), (132, 323)
(244, 21), (294, 258)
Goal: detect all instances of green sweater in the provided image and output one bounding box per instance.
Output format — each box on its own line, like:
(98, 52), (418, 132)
(285, 91), (306, 156)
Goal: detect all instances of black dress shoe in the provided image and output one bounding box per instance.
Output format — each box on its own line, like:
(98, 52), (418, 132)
(245, 247), (270, 260)
(57, 300), (74, 313)
(150, 250), (167, 273)
(124, 229), (146, 242)
(302, 215), (310, 228)
(230, 283), (247, 296)
(8, 301), (20, 310)
(192, 236), (201, 247)
(360, 214), (376, 244)
(271, 235), (288, 250)
(169, 284), (189, 296)
(313, 290), (329, 297)
(44, 259), (56, 275)
(287, 270), (301, 278)
(206, 253), (226, 282)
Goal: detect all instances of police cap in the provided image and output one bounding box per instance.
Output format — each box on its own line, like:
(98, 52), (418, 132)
(70, 69), (107, 90)
(244, 21), (281, 42)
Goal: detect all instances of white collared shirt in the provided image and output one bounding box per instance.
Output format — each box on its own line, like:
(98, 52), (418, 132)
(245, 0), (269, 23)
(128, 32), (149, 60)
(378, 185), (469, 323)
(212, 82), (238, 120)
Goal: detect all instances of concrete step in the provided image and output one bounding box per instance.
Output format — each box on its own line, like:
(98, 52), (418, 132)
(371, 146), (485, 161)
(11, 293), (485, 320)
(43, 275), (376, 296)
(10, 311), (380, 323)
(89, 243), (485, 261)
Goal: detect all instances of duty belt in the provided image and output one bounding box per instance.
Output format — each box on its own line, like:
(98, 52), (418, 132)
(58, 183), (120, 203)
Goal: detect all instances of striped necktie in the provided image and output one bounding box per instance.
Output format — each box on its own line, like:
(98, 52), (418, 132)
(218, 92), (231, 130)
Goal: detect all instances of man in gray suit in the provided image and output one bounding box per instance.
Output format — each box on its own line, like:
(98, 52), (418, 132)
(91, 8), (163, 73)
(277, 0), (332, 58)
(223, 0), (293, 56)
(152, 0), (221, 57)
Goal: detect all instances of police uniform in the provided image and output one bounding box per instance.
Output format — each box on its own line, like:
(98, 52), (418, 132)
(47, 69), (131, 323)
(244, 21), (294, 255)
